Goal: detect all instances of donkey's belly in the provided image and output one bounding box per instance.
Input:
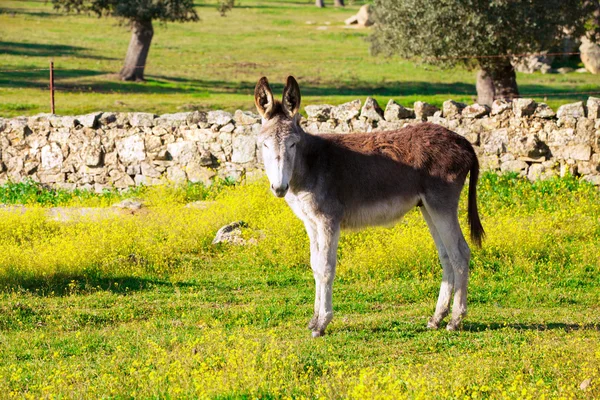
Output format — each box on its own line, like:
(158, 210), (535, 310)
(341, 195), (419, 229)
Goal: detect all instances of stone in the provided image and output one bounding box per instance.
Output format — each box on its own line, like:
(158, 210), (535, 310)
(212, 221), (248, 245)
(129, 112), (156, 127)
(442, 100), (466, 118)
(98, 112), (117, 126)
(41, 143), (63, 170)
(113, 174), (135, 188)
(199, 150), (216, 167)
(220, 123), (235, 133)
(491, 99), (511, 115)
(580, 37), (600, 74)
(512, 53), (553, 74)
(305, 105), (333, 121)
(167, 165), (187, 183)
(331, 100), (361, 121)
(231, 135), (256, 163)
(565, 144), (592, 161)
(167, 141), (198, 165)
(116, 135), (146, 164)
(356, 4), (374, 27)
(501, 160), (528, 174)
(76, 112), (101, 128)
(557, 102), (586, 119)
(527, 163), (545, 181)
(344, 15), (359, 25)
(556, 67), (574, 74)
(582, 175), (600, 186)
(333, 121), (352, 134)
(508, 134), (550, 159)
(144, 135), (162, 153)
(384, 100), (415, 121)
(512, 99), (537, 117)
(186, 163), (216, 185)
(481, 128), (508, 154)
(207, 110), (233, 126)
(234, 110), (260, 125)
(480, 155), (500, 170)
(534, 103), (556, 119)
(586, 97), (600, 120)
(83, 143), (103, 167)
(462, 104), (490, 119)
(39, 172), (65, 183)
(154, 112), (192, 127)
(126, 165), (141, 175)
(141, 162), (161, 178)
(360, 97), (384, 121)
(414, 101), (439, 121)
(112, 199), (144, 211)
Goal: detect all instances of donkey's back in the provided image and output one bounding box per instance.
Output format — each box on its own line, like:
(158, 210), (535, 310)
(318, 122), (477, 185)
(306, 123), (480, 231)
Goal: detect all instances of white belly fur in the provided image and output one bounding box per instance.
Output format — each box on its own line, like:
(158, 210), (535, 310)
(341, 196), (418, 229)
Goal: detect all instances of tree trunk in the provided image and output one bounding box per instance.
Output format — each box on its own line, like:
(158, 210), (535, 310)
(476, 61), (519, 106)
(334, 0), (345, 6)
(120, 20), (154, 81)
(315, 0), (325, 7)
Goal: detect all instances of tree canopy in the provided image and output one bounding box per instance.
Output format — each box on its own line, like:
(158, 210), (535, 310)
(52, 0), (199, 23)
(370, 0), (600, 104)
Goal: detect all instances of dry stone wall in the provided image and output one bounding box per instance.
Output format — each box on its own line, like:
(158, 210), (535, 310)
(1, 96), (599, 191)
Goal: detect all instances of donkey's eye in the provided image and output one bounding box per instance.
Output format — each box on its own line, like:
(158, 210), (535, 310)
(290, 143), (296, 148)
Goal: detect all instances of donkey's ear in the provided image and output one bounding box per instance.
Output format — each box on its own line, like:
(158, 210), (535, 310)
(254, 77), (275, 119)
(282, 76), (301, 118)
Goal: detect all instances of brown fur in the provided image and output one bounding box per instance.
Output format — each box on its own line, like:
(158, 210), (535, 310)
(321, 123), (476, 182)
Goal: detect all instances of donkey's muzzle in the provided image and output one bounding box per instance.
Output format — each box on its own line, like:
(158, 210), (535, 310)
(271, 183), (289, 198)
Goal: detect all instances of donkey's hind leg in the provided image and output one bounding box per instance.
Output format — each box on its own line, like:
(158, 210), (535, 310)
(420, 206), (454, 329)
(423, 200), (471, 331)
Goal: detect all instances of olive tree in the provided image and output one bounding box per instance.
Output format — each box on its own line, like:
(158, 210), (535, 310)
(52, 0), (199, 81)
(371, 0), (599, 105)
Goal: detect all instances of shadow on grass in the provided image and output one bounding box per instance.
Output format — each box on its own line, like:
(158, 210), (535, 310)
(0, 41), (117, 60)
(0, 69), (475, 97)
(0, 273), (199, 297)
(1, 69), (595, 103)
(463, 321), (600, 332)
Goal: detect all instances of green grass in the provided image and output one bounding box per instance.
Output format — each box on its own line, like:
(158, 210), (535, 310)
(0, 173), (599, 398)
(1, 1), (598, 117)
(0, 177), (236, 207)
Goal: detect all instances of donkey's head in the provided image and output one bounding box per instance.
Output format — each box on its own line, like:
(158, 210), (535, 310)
(254, 76), (302, 198)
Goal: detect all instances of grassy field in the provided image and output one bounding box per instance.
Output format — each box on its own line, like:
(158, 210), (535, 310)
(0, 173), (599, 398)
(1, 0), (599, 117)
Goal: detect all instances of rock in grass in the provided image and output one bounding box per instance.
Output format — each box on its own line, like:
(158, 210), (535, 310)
(113, 199), (144, 211)
(213, 221), (248, 245)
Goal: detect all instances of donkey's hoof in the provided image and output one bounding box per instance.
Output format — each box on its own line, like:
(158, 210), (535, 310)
(427, 319), (440, 330)
(446, 320), (462, 331)
(308, 316), (319, 330)
(311, 330), (325, 338)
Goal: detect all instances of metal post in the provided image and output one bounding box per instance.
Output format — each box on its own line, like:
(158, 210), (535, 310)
(49, 60), (55, 114)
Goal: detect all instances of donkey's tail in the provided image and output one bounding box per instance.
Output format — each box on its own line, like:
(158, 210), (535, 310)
(468, 157), (485, 247)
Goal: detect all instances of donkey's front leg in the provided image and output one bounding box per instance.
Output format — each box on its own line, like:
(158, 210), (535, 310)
(305, 223), (321, 331)
(311, 221), (340, 338)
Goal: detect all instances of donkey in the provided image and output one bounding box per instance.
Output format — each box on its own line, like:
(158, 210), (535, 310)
(254, 76), (484, 337)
